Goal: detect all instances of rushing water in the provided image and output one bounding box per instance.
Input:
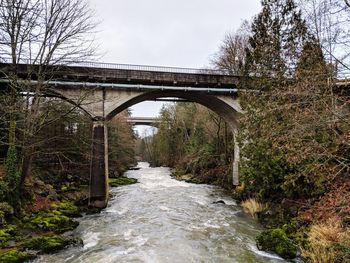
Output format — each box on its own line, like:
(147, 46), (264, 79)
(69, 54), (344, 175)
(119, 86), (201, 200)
(35, 162), (286, 263)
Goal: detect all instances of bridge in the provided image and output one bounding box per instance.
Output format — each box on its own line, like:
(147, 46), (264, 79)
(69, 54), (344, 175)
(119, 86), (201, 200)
(0, 61), (243, 208)
(126, 117), (162, 126)
(2, 61), (349, 208)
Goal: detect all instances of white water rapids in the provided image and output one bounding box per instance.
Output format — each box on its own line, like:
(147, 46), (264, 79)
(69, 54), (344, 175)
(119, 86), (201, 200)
(34, 162), (287, 263)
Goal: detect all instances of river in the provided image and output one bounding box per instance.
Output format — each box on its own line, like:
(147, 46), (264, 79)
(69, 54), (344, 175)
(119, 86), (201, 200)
(34, 162), (286, 263)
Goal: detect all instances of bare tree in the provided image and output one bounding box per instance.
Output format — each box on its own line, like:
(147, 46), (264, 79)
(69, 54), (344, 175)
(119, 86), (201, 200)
(211, 21), (251, 75)
(0, 0), (95, 64)
(0, 0), (96, 189)
(298, 0), (350, 73)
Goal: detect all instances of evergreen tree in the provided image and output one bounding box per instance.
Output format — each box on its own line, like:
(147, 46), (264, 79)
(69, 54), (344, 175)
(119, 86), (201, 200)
(245, 0), (307, 85)
(295, 36), (329, 81)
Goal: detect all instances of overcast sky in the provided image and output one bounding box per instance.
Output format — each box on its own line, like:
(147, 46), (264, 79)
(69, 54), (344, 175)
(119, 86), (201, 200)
(88, 0), (261, 135)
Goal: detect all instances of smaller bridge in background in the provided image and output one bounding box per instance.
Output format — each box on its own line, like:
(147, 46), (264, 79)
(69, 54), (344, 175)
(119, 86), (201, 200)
(126, 117), (162, 126)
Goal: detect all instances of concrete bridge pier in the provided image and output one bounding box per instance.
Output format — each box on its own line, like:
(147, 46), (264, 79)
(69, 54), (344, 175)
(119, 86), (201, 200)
(89, 120), (109, 209)
(232, 134), (240, 186)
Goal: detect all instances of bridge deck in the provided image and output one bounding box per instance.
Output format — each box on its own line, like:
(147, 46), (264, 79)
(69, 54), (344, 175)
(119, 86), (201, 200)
(0, 62), (240, 89)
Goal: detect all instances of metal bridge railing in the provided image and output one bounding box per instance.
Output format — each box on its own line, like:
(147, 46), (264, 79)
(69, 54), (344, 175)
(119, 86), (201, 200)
(71, 61), (228, 75)
(0, 57), (229, 76)
(2, 57), (350, 79)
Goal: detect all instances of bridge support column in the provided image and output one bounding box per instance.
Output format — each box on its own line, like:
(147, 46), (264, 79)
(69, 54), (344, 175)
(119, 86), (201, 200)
(232, 134), (240, 186)
(89, 120), (109, 209)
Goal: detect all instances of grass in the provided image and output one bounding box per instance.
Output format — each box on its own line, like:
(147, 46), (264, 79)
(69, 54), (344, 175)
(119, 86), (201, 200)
(301, 218), (350, 263)
(241, 198), (266, 219)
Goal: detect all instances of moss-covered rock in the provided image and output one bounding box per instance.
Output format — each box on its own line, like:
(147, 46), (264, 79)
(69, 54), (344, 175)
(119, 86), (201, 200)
(0, 225), (17, 247)
(33, 179), (56, 198)
(109, 177), (137, 187)
(0, 249), (36, 263)
(60, 182), (79, 193)
(174, 173), (205, 184)
(25, 210), (79, 234)
(51, 201), (81, 217)
(0, 229), (10, 246)
(256, 228), (297, 259)
(22, 235), (82, 253)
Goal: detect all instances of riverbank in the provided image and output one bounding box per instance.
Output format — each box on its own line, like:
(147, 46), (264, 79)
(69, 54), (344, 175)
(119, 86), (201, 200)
(0, 175), (137, 262)
(171, 165), (350, 261)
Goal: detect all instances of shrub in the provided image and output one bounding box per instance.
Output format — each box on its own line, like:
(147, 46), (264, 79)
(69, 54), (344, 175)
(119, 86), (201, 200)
(239, 141), (296, 200)
(256, 228), (297, 259)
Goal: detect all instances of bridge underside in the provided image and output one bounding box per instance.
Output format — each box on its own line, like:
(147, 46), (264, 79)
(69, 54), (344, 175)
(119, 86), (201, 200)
(48, 86), (241, 208)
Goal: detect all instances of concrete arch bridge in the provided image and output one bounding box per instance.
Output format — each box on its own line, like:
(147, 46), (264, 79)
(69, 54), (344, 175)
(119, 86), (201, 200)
(126, 117), (162, 127)
(0, 62), (242, 208)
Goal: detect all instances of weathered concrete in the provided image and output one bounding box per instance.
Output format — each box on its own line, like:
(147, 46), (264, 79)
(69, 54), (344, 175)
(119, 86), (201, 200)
(0, 63), (240, 88)
(89, 121), (109, 208)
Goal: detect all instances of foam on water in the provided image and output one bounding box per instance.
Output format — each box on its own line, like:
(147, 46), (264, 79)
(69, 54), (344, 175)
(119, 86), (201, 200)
(83, 232), (101, 250)
(35, 162), (287, 263)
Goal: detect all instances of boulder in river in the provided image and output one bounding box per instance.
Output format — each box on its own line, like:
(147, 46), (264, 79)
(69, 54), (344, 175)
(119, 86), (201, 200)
(213, 200), (226, 205)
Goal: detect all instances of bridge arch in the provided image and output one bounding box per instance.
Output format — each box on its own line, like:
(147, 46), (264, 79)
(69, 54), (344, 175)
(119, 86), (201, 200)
(104, 90), (241, 133)
(105, 89), (241, 184)
(53, 88), (242, 208)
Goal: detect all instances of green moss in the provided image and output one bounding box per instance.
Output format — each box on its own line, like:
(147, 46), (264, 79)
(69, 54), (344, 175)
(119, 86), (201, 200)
(0, 249), (36, 263)
(22, 235), (82, 253)
(22, 201), (81, 233)
(0, 230), (10, 245)
(51, 201), (81, 217)
(256, 228), (297, 259)
(0, 225), (17, 247)
(109, 177), (137, 187)
(26, 210), (79, 234)
(60, 183), (79, 193)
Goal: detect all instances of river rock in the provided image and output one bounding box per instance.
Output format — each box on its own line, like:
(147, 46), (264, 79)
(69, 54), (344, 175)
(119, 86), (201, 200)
(213, 200), (226, 204)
